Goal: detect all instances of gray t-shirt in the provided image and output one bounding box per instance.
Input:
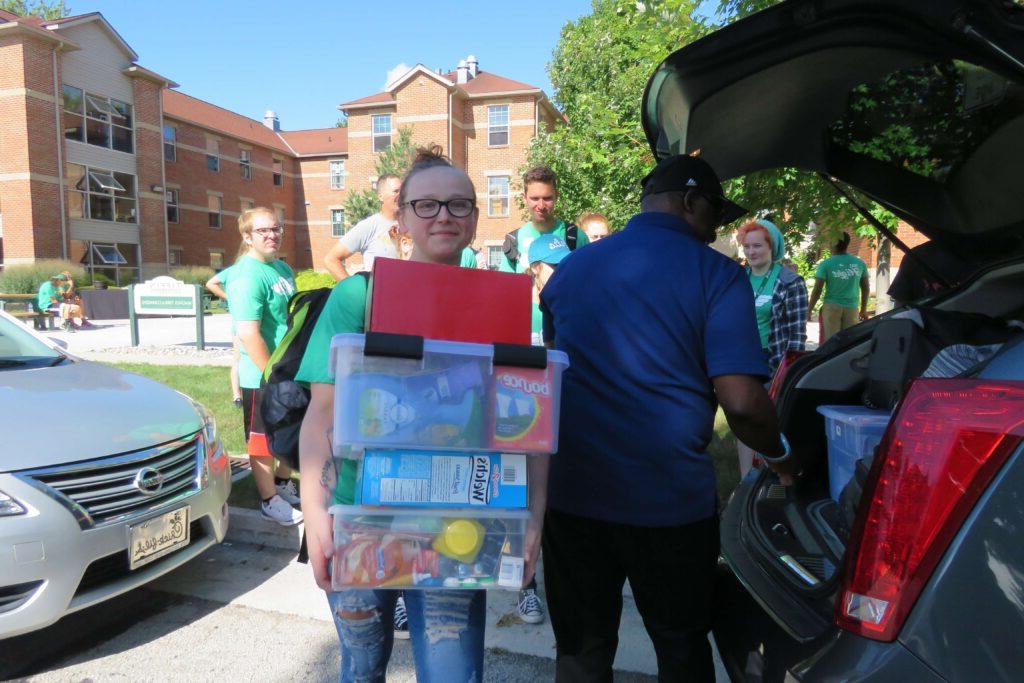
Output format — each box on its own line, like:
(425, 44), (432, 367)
(339, 212), (398, 272)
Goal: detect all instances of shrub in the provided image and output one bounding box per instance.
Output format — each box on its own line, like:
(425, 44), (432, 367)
(0, 260), (85, 294)
(84, 272), (117, 289)
(170, 266), (215, 287)
(294, 269), (335, 291)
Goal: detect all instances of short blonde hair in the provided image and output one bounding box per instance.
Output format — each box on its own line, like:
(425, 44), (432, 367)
(579, 212), (608, 229)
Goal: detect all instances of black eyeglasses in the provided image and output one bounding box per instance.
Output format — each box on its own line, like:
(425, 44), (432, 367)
(403, 198), (475, 219)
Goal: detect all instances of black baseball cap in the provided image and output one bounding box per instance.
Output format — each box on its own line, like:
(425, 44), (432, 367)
(640, 155), (748, 226)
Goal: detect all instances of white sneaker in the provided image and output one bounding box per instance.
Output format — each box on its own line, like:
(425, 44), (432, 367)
(276, 479), (301, 506)
(517, 588), (545, 624)
(260, 494), (303, 526)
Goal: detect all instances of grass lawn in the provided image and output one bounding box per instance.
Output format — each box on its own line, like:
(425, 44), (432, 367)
(104, 363), (744, 510)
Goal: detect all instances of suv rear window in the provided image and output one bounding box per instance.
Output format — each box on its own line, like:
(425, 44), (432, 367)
(828, 59), (1024, 234)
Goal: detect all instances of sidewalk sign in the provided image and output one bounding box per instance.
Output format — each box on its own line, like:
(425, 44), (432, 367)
(128, 276), (205, 349)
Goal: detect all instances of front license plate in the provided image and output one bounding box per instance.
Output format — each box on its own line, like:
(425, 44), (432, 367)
(128, 506), (190, 570)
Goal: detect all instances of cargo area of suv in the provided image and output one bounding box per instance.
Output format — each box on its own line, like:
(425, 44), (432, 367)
(642, 0), (1024, 680)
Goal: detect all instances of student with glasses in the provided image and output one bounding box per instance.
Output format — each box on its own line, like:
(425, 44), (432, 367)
(297, 146), (540, 682)
(227, 207), (302, 526)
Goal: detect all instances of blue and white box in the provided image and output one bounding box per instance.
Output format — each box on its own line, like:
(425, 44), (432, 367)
(359, 450), (528, 509)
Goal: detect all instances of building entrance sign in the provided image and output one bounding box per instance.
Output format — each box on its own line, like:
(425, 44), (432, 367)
(128, 276), (205, 349)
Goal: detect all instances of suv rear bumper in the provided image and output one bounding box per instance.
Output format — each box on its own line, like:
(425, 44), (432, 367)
(0, 459), (230, 639)
(714, 568), (945, 682)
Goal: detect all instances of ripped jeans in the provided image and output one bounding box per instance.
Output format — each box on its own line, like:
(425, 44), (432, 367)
(326, 589), (486, 683)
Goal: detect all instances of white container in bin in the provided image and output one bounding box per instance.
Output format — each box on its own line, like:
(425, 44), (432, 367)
(817, 405), (891, 502)
(329, 333), (569, 455)
(330, 504), (529, 591)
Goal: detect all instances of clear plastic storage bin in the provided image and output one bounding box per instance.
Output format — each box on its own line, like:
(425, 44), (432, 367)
(330, 333), (568, 455)
(330, 504), (530, 590)
(817, 405), (891, 502)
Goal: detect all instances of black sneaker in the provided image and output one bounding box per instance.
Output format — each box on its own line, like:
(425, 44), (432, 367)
(394, 595), (410, 639)
(517, 588), (545, 624)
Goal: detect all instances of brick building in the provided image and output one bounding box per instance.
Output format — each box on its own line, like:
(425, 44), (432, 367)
(0, 10), (558, 281)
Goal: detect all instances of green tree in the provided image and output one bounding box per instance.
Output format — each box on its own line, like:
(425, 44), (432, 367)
(528, 0), (708, 232)
(532, 0), (897, 254)
(1, 0), (67, 19)
(342, 127), (417, 223)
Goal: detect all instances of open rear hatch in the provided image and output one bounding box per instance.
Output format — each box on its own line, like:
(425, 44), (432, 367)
(640, 0), (1024, 645)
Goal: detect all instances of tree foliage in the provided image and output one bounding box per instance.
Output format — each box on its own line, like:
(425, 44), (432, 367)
(1, 0), (67, 19)
(531, 0), (900, 251)
(528, 0), (708, 231)
(342, 127), (417, 224)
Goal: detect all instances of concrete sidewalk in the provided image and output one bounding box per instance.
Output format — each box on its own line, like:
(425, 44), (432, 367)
(158, 516), (728, 679)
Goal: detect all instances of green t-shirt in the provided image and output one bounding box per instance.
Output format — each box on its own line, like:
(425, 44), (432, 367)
(460, 248), (478, 269)
(37, 281), (59, 311)
(226, 256), (296, 389)
(749, 264), (780, 350)
(815, 253), (867, 309)
(497, 219), (590, 274)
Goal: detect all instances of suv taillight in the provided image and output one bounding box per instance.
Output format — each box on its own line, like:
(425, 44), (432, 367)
(837, 378), (1024, 641)
(768, 350), (806, 403)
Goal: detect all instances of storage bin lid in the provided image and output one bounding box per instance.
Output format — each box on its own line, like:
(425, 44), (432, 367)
(330, 504), (531, 520)
(816, 405), (891, 425)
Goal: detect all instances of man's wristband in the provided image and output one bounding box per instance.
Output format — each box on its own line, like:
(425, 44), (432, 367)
(759, 434), (791, 463)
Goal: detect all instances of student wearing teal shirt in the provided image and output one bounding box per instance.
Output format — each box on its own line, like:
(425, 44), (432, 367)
(498, 166), (588, 274)
(528, 235), (572, 347)
(297, 147), (540, 682)
(228, 207), (302, 527)
(737, 219), (808, 476)
(809, 232), (870, 341)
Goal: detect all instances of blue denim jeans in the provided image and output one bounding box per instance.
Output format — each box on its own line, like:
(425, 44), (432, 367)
(326, 589), (486, 683)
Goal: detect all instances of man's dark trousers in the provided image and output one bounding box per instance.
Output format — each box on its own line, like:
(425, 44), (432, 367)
(542, 509), (719, 683)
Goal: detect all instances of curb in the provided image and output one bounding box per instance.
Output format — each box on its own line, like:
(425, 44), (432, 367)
(225, 506), (303, 552)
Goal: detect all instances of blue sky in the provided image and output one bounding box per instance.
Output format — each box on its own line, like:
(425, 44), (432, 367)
(81, 0), (595, 131)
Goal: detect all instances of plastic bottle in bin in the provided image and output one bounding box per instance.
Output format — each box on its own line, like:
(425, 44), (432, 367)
(348, 362), (487, 447)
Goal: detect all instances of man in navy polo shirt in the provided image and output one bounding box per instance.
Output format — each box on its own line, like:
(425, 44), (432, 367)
(540, 155), (795, 682)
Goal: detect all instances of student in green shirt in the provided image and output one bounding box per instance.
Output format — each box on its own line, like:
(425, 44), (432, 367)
(808, 232), (870, 341)
(228, 207), (302, 527)
(205, 265), (243, 407)
(498, 165), (589, 274)
(297, 146), (546, 682)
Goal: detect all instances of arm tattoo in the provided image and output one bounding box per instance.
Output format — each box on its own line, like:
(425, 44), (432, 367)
(320, 458), (337, 491)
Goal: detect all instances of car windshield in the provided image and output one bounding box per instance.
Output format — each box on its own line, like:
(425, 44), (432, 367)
(828, 58), (1024, 235)
(0, 314), (63, 368)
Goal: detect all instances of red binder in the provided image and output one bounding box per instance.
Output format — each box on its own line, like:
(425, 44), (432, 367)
(367, 258), (532, 345)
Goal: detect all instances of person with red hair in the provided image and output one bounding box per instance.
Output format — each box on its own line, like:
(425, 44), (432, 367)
(736, 219), (808, 476)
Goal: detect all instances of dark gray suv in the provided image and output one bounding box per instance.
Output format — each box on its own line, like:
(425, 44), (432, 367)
(643, 1), (1024, 680)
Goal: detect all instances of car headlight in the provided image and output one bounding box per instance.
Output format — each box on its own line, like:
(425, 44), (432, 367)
(0, 490), (27, 517)
(190, 400), (223, 486)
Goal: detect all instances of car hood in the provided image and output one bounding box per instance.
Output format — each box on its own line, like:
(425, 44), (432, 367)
(0, 361), (202, 471)
(642, 0), (1024, 255)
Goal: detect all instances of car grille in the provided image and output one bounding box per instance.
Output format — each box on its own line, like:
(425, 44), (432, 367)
(16, 435), (202, 528)
(75, 520), (205, 597)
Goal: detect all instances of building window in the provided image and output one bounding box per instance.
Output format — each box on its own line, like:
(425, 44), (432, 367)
(487, 175), (510, 217)
(487, 244), (504, 270)
(330, 160), (345, 189)
(169, 247), (183, 266)
(62, 85), (134, 153)
(272, 158), (283, 186)
(331, 209), (346, 237)
(206, 139), (220, 171)
(163, 124), (176, 162)
(372, 114), (392, 152)
(66, 162), (137, 223)
(209, 251), (224, 269)
(275, 207), (286, 229)
(240, 199), (255, 212)
(240, 149), (252, 180)
(166, 189), (179, 223)
(488, 105), (509, 146)
(208, 195), (222, 229)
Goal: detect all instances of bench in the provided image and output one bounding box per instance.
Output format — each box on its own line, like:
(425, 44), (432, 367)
(0, 293), (57, 330)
